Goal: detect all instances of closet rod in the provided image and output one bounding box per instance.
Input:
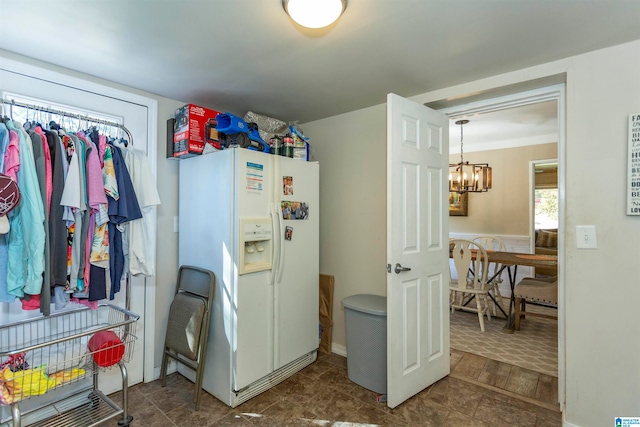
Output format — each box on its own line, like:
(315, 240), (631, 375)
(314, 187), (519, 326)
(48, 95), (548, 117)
(0, 98), (133, 143)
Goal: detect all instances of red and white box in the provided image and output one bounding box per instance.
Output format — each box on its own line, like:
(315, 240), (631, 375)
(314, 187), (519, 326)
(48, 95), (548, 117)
(173, 104), (221, 158)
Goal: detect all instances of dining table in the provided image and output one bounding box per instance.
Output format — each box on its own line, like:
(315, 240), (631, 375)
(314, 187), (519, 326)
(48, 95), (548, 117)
(450, 249), (558, 333)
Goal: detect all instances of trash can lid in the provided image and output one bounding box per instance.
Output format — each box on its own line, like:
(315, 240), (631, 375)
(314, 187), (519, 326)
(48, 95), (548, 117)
(342, 294), (387, 316)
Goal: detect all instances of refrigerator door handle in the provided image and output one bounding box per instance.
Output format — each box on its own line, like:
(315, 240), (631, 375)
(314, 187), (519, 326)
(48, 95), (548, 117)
(276, 202), (286, 283)
(269, 203), (279, 286)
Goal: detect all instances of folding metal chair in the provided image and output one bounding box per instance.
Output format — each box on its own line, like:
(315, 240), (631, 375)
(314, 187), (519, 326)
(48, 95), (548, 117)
(160, 265), (215, 410)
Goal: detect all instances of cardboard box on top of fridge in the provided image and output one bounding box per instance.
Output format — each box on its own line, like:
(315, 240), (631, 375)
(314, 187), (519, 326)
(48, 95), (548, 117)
(173, 104), (221, 158)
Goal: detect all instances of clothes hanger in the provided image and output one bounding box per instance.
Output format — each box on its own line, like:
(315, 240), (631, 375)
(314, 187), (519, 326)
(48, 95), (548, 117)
(29, 109), (41, 132)
(23, 107), (31, 131)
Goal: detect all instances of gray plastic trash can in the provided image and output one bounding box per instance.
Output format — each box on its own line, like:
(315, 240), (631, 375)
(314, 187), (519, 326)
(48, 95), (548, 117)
(342, 294), (387, 394)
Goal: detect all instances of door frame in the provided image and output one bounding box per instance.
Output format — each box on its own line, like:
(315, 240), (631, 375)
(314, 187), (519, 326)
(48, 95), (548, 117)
(437, 84), (566, 410)
(1, 54), (159, 384)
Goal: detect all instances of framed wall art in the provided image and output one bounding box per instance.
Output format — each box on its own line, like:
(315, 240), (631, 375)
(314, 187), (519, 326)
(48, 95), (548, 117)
(449, 192), (468, 216)
(628, 113), (640, 215)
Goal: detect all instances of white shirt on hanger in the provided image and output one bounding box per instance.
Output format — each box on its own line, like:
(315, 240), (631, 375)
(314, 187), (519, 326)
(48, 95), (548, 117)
(122, 147), (161, 277)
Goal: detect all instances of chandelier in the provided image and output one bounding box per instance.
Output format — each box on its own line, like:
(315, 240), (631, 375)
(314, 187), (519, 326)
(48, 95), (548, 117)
(449, 119), (492, 193)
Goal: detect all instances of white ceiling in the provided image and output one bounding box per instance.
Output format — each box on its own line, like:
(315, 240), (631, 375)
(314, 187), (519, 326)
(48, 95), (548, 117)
(1, 1), (639, 146)
(449, 100), (559, 152)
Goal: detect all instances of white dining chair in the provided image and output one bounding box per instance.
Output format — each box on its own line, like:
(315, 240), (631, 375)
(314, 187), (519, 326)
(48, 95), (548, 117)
(449, 239), (493, 332)
(472, 235), (507, 316)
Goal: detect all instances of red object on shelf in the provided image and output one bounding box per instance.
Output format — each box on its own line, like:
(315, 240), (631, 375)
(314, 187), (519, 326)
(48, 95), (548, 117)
(88, 331), (125, 367)
(173, 104), (221, 158)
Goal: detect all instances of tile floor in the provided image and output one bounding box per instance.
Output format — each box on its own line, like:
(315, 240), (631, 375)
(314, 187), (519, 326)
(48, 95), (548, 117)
(104, 349), (562, 426)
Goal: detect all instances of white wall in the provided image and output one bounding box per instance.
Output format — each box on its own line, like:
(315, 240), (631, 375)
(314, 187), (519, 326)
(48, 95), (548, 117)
(449, 143), (557, 235)
(560, 41), (640, 426)
(304, 40), (640, 427)
(303, 104), (387, 352)
(153, 101), (182, 366)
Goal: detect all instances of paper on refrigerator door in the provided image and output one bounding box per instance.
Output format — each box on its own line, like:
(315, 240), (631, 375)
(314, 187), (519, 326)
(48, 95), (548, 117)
(245, 161), (264, 193)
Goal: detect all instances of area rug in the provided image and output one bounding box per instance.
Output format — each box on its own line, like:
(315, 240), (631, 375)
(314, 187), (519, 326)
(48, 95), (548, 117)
(450, 303), (558, 377)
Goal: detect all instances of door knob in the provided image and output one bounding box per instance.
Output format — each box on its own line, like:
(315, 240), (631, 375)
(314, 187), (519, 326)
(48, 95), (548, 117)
(394, 263), (411, 274)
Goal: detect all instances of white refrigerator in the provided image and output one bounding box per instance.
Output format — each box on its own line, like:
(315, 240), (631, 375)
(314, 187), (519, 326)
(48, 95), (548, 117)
(178, 147), (319, 407)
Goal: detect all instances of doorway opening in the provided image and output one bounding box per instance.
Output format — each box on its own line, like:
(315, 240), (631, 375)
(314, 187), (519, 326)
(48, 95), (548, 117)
(435, 83), (565, 409)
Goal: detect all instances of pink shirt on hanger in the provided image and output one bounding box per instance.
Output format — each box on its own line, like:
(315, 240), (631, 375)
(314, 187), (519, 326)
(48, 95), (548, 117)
(78, 133), (108, 210)
(3, 130), (20, 182)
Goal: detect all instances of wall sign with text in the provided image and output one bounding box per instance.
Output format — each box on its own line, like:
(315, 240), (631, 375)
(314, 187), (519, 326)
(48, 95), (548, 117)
(628, 114), (640, 215)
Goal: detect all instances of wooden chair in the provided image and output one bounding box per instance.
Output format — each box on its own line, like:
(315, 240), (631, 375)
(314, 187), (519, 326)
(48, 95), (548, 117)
(449, 239), (493, 332)
(160, 265), (216, 410)
(514, 276), (558, 330)
(472, 235), (507, 316)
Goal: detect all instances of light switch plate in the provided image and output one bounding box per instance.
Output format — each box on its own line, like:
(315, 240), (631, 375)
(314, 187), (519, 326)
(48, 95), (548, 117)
(576, 225), (597, 249)
(173, 216), (179, 233)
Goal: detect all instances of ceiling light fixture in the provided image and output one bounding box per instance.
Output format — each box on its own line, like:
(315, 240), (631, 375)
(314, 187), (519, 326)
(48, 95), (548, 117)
(283, 0), (347, 29)
(449, 119), (492, 194)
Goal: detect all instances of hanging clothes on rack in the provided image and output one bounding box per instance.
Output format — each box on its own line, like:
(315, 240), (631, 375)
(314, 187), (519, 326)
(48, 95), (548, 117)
(4, 120), (46, 304)
(0, 121), (14, 304)
(45, 129), (70, 303)
(0, 99), (156, 316)
(60, 130), (88, 296)
(0, 121), (9, 173)
(121, 144), (161, 277)
(27, 124), (52, 312)
(83, 129), (110, 303)
(106, 142), (142, 301)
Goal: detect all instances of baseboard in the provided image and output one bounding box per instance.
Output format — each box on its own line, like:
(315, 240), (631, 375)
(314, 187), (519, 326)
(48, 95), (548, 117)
(331, 343), (347, 357)
(152, 360), (178, 381)
(563, 420), (580, 427)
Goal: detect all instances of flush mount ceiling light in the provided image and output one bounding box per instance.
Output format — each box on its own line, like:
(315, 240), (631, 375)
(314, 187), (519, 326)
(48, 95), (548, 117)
(449, 119), (492, 194)
(283, 0), (347, 29)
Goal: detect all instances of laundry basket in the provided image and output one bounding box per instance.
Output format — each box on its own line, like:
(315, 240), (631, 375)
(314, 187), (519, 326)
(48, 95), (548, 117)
(0, 303), (139, 427)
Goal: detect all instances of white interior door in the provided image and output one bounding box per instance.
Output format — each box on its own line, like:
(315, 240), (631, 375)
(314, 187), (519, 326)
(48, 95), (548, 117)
(0, 65), (154, 394)
(386, 93), (449, 408)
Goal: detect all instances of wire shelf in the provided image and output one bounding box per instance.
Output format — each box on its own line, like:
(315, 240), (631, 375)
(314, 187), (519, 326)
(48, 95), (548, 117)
(0, 304), (138, 406)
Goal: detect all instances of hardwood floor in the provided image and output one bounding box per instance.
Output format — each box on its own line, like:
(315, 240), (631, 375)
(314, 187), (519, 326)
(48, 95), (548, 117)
(450, 349), (559, 413)
(101, 350), (561, 426)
